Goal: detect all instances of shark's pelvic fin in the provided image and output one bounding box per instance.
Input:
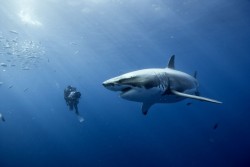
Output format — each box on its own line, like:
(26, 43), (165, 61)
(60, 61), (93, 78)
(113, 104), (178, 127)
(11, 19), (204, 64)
(142, 102), (154, 115)
(167, 55), (175, 69)
(171, 90), (222, 104)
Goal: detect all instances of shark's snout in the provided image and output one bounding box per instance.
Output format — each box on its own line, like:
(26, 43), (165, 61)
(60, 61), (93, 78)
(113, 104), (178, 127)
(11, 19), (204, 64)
(102, 76), (133, 92)
(102, 78), (121, 91)
(102, 81), (114, 88)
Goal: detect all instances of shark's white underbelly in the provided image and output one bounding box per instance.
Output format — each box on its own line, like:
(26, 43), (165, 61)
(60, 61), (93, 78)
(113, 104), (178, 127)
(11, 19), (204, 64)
(120, 86), (196, 103)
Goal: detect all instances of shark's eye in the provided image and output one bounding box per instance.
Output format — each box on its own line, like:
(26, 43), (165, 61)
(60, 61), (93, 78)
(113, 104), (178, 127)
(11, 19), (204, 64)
(119, 76), (137, 84)
(119, 76), (142, 86)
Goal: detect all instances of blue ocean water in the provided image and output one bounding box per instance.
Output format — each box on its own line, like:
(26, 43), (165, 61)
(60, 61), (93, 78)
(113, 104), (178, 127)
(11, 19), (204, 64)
(1, 0), (250, 166)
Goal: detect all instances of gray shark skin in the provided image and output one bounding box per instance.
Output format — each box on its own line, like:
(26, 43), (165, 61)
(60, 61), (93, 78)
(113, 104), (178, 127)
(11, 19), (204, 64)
(103, 55), (222, 115)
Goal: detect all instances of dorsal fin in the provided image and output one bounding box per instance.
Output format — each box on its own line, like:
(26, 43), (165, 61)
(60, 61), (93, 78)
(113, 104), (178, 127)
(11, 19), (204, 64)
(167, 55), (175, 69)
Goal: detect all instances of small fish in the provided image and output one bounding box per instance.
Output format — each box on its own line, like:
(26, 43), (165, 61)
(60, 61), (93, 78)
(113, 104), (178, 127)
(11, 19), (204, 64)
(8, 85), (13, 89)
(213, 123), (219, 130)
(22, 67), (30, 70)
(9, 30), (18, 34)
(0, 63), (7, 67)
(12, 39), (17, 43)
(4, 45), (11, 48)
(70, 42), (77, 45)
(186, 102), (192, 106)
(0, 113), (5, 122)
(24, 88), (29, 92)
(27, 56), (37, 58)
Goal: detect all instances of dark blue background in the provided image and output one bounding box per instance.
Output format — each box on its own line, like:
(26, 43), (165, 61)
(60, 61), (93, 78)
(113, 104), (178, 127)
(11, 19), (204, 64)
(1, 0), (250, 166)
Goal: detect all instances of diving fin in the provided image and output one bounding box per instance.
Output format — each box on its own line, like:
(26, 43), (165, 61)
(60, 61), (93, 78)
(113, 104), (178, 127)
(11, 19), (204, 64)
(77, 115), (84, 123)
(171, 90), (222, 104)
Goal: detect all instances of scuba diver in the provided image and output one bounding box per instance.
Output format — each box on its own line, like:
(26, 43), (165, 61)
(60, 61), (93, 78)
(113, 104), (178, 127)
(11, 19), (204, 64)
(64, 85), (84, 122)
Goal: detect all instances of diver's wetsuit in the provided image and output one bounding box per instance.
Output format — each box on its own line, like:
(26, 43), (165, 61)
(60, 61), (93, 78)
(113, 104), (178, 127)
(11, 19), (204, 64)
(64, 86), (81, 115)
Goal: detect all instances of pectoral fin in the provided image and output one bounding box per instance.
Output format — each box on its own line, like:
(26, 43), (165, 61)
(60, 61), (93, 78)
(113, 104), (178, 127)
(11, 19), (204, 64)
(141, 102), (154, 115)
(171, 90), (222, 104)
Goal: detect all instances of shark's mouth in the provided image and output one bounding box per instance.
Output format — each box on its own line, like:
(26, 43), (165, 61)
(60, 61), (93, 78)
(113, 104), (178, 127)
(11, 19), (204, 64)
(120, 87), (132, 96)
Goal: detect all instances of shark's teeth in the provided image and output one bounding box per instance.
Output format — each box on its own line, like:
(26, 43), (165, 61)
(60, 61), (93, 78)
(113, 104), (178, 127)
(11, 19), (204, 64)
(120, 87), (132, 96)
(122, 87), (132, 93)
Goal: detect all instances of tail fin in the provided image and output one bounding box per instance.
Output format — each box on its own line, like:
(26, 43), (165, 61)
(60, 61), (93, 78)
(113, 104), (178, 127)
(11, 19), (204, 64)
(194, 71), (197, 79)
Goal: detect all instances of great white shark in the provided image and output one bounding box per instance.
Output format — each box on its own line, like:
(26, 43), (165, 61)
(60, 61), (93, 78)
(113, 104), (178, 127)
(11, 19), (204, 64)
(103, 55), (222, 115)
